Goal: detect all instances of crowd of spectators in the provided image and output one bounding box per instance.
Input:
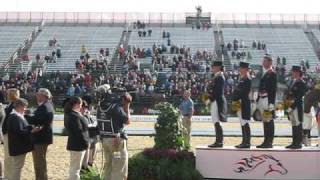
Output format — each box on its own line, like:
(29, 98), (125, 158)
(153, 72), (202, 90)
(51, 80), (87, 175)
(1, 26), (318, 111)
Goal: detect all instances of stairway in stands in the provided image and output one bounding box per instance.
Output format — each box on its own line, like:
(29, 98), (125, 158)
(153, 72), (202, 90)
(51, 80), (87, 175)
(305, 29), (320, 61)
(108, 29), (132, 75)
(213, 30), (232, 71)
(9, 27), (43, 74)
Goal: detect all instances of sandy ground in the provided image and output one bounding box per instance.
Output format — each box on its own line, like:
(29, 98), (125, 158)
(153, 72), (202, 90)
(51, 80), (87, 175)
(0, 120), (318, 179)
(0, 136), (318, 180)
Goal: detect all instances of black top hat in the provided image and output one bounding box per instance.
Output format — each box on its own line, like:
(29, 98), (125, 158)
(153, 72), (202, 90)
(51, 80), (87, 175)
(212, 61), (223, 67)
(239, 61), (250, 68)
(291, 65), (302, 72)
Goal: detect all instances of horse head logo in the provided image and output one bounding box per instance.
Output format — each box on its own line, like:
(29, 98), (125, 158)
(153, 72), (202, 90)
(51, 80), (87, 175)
(234, 154), (288, 176)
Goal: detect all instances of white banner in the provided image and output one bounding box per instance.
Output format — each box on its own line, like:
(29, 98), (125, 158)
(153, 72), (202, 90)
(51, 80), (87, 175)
(196, 146), (320, 180)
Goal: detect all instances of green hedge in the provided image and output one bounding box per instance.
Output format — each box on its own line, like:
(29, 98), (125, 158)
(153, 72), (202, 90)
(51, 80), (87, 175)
(128, 149), (202, 180)
(128, 102), (202, 180)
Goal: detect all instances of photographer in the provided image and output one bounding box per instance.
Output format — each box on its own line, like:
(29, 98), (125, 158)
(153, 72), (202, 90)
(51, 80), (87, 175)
(96, 84), (131, 180)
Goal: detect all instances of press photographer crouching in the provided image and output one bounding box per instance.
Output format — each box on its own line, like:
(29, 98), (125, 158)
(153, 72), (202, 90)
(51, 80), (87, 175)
(96, 84), (131, 180)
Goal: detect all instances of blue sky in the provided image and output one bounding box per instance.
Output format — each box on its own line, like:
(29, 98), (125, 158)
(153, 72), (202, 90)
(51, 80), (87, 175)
(0, 0), (319, 14)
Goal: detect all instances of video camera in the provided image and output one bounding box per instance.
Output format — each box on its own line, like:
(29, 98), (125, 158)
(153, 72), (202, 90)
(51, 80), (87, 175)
(96, 84), (134, 105)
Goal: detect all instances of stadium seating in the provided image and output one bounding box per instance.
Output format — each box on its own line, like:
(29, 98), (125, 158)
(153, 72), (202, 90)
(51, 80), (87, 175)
(28, 26), (123, 72)
(165, 27), (215, 54)
(0, 25), (314, 73)
(0, 26), (34, 67)
(223, 28), (318, 67)
(129, 27), (215, 72)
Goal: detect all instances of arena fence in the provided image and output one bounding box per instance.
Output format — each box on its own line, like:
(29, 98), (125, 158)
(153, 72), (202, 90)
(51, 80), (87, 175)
(0, 12), (320, 25)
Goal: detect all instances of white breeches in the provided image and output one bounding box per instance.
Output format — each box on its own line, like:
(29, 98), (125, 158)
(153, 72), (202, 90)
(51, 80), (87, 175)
(257, 97), (272, 122)
(211, 101), (219, 124)
(288, 108), (301, 126)
(303, 107), (315, 130)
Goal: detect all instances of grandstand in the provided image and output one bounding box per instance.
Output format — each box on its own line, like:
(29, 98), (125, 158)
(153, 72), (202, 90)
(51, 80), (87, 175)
(0, 25), (34, 66)
(28, 26), (124, 72)
(0, 12), (320, 75)
(223, 27), (319, 68)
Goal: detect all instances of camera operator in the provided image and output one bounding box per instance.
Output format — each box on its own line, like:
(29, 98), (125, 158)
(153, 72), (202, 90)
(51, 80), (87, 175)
(96, 84), (131, 180)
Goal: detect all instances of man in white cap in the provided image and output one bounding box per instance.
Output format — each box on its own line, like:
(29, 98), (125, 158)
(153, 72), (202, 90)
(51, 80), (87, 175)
(26, 88), (54, 180)
(96, 84), (131, 180)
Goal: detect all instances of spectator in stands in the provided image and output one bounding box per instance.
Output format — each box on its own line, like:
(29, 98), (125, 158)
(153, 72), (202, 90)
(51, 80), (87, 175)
(240, 39), (244, 48)
(162, 31), (166, 38)
(57, 47), (62, 58)
(143, 31), (147, 37)
(227, 42), (232, 51)
(105, 48), (110, 57)
(306, 60), (310, 70)
(166, 32), (170, 39)
(81, 45), (87, 55)
(36, 54), (41, 64)
(148, 29), (152, 37)
(138, 31), (142, 37)
(282, 57), (287, 65)
(74, 84), (82, 96)
(247, 51), (252, 60)
(99, 48), (104, 56)
(257, 41), (262, 50)
(276, 56), (281, 65)
(84, 73), (92, 89)
(231, 51), (236, 58)
(119, 44), (125, 59)
(252, 40), (257, 49)
(234, 43), (238, 51)
(67, 85), (75, 97)
(52, 38), (57, 46)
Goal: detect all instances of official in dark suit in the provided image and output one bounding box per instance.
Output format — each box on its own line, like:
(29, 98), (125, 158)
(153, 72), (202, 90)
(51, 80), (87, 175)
(208, 61), (227, 148)
(64, 97), (89, 180)
(286, 66), (307, 149)
(2, 88), (20, 179)
(256, 56), (277, 148)
(7, 98), (42, 180)
(232, 62), (252, 148)
(26, 88), (54, 180)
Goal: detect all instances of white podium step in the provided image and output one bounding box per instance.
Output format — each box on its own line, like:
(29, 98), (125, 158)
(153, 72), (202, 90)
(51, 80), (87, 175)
(196, 146), (320, 180)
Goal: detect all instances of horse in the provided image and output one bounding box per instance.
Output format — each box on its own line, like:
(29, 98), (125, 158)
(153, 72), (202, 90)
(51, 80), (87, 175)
(234, 154), (288, 176)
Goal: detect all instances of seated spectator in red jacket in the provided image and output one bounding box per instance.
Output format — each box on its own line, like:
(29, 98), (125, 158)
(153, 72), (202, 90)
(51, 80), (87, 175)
(84, 73), (92, 89)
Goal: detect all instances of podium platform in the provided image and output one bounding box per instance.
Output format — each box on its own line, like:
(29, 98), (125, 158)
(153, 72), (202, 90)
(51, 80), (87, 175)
(196, 146), (320, 180)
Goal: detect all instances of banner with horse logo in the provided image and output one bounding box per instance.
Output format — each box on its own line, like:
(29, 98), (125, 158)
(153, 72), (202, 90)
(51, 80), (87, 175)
(196, 146), (320, 179)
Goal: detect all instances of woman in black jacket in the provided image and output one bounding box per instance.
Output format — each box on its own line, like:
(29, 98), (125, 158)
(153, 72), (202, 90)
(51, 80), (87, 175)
(64, 97), (89, 180)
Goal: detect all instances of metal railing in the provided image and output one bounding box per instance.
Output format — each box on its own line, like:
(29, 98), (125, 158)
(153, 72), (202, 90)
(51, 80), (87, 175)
(0, 12), (319, 25)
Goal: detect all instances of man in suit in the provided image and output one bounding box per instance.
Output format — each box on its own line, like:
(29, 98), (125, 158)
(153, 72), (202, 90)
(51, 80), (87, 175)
(208, 61), (227, 148)
(26, 88), (54, 180)
(7, 98), (42, 180)
(232, 62), (252, 148)
(256, 55), (277, 148)
(286, 66), (307, 149)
